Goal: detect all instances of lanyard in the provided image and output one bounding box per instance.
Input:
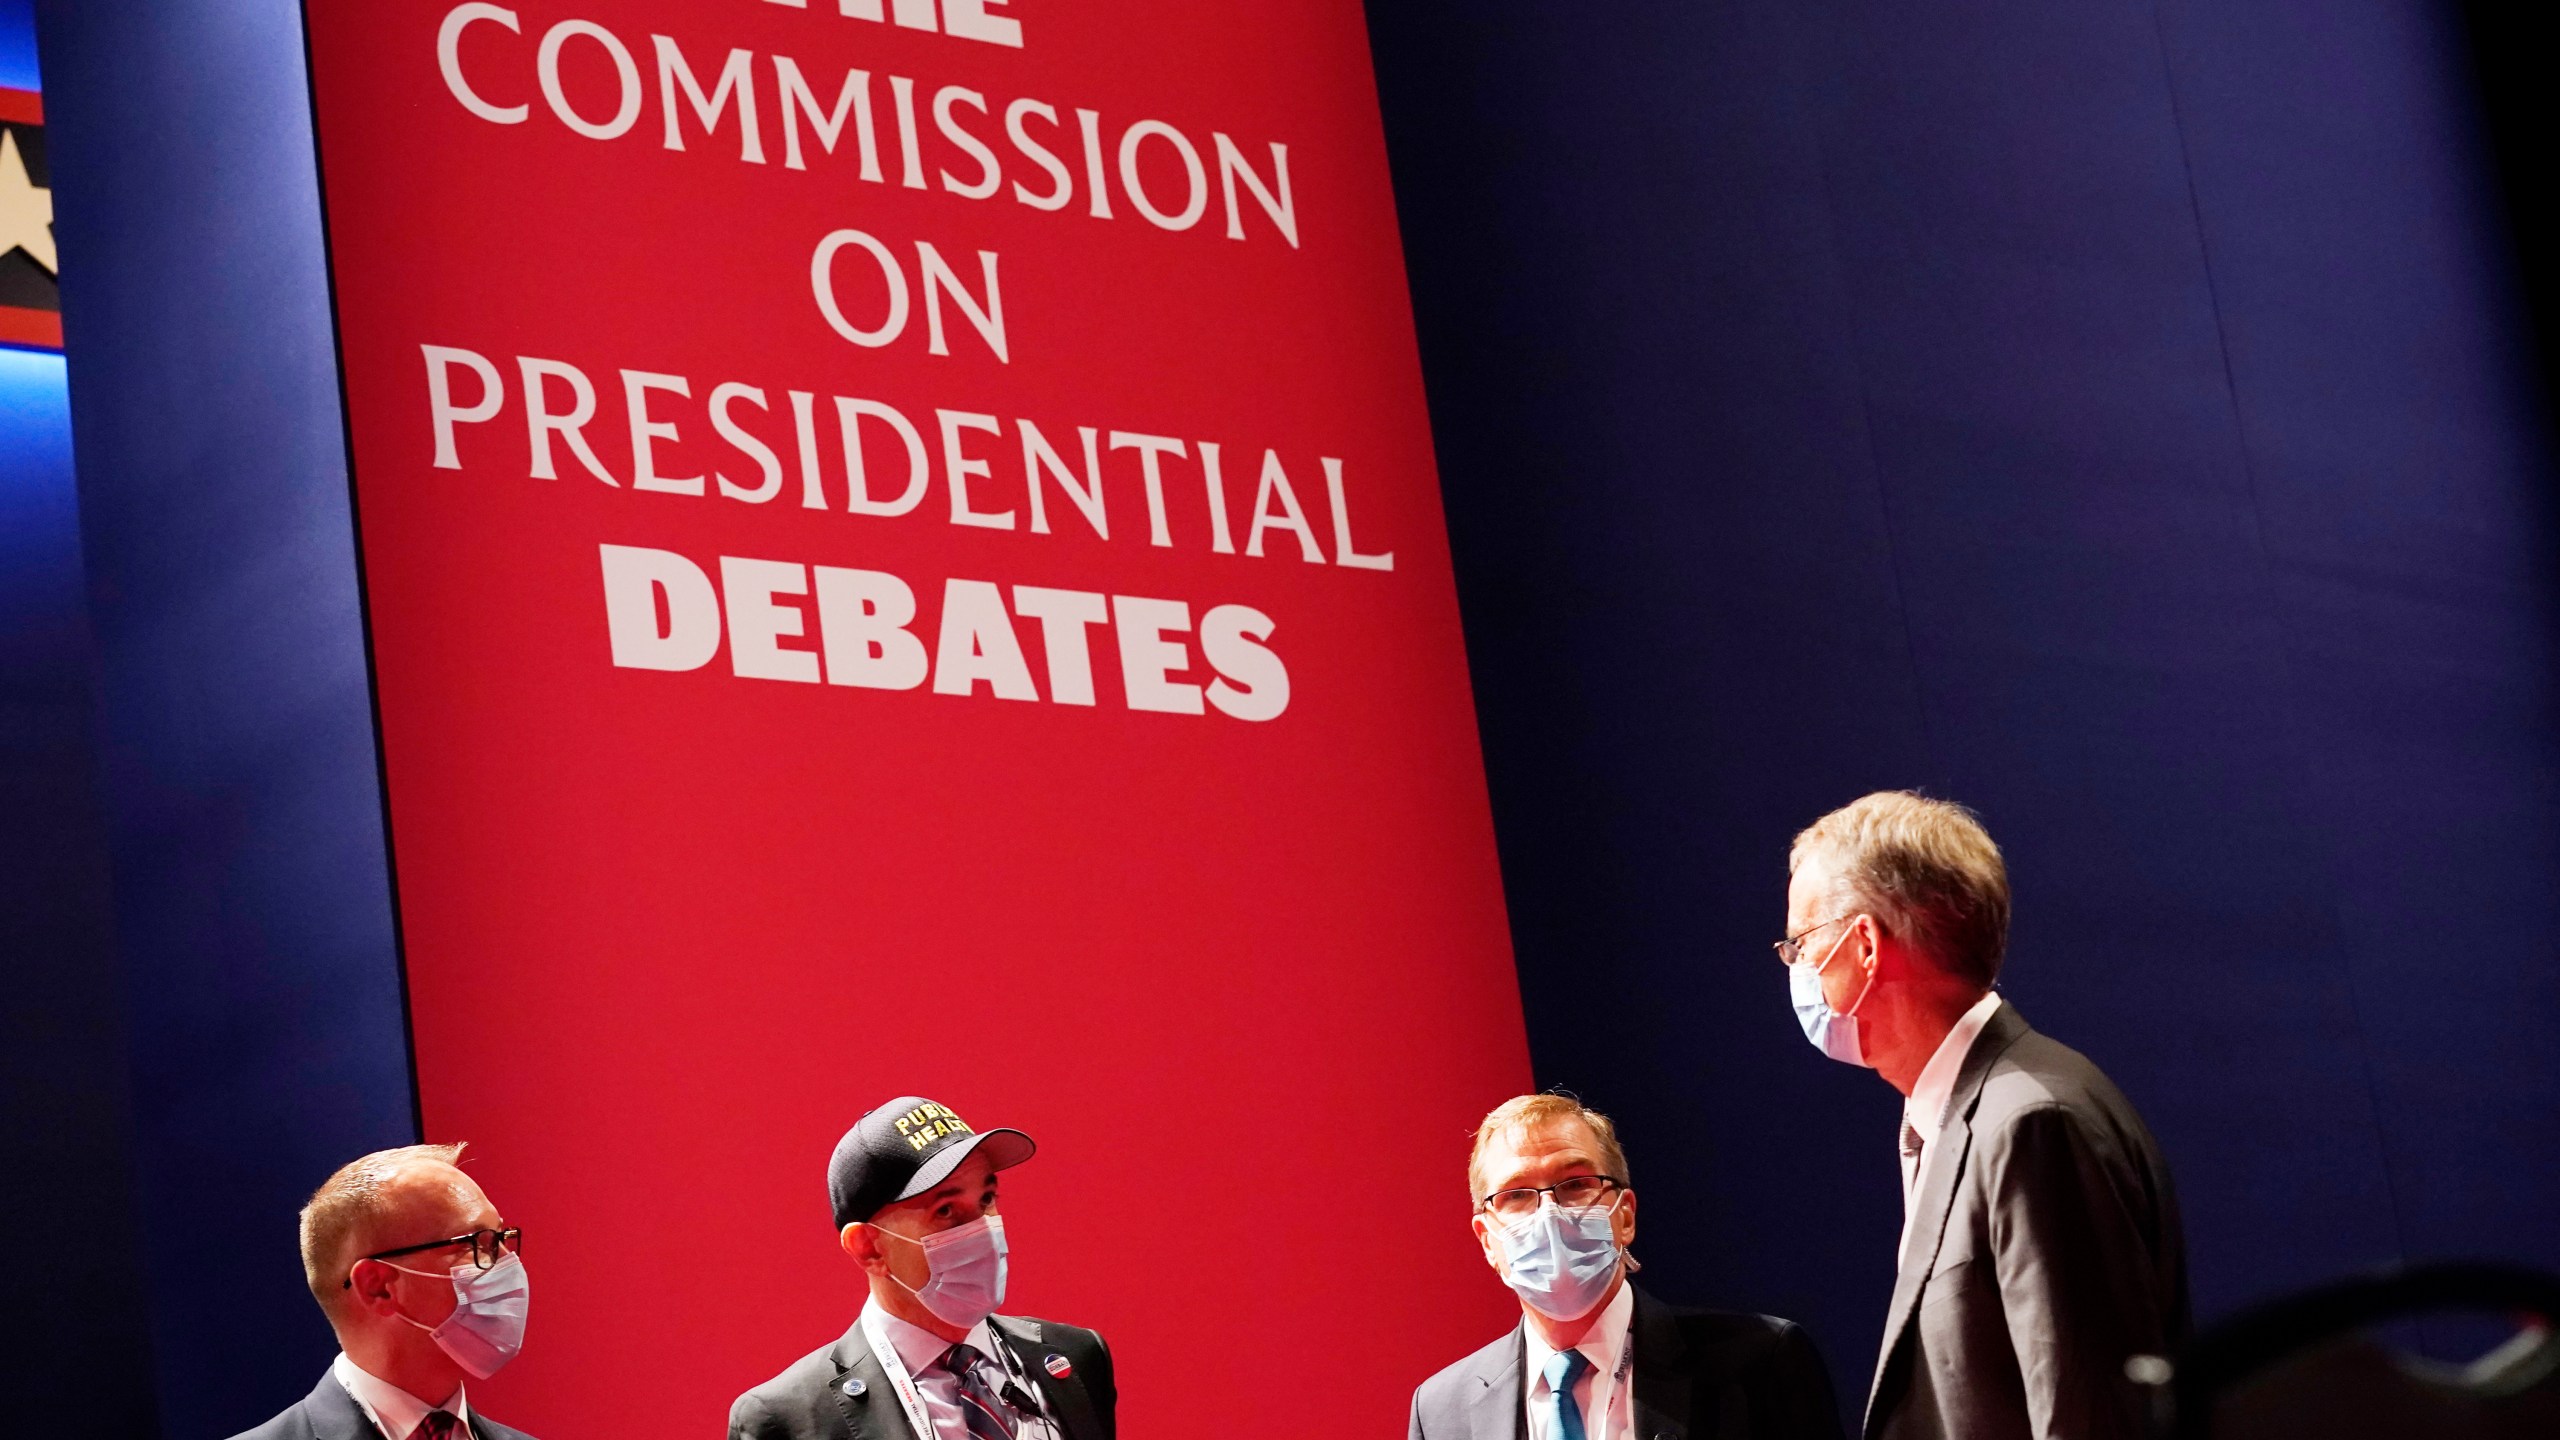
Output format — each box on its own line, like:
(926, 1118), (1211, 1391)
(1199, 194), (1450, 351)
(1600, 1326), (1635, 1435)
(860, 1307), (1061, 1440)
(861, 1306), (944, 1440)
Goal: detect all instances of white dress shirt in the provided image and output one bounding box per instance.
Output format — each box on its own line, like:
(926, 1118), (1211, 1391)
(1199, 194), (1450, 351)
(1521, 1280), (1636, 1440)
(867, 1300), (1059, 1440)
(331, 1352), (470, 1440)
(1899, 991), (2004, 1264)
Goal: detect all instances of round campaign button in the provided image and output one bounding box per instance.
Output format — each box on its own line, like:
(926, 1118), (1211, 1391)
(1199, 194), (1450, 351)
(1043, 1354), (1073, 1379)
(841, 1377), (867, 1398)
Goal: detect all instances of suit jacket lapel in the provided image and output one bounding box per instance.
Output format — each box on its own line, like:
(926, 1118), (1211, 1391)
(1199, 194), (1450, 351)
(1628, 1287), (1691, 1440)
(991, 1315), (1104, 1440)
(1863, 1002), (2033, 1430)
(830, 1320), (911, 1440)
(1467, 1325), (1528, 1440)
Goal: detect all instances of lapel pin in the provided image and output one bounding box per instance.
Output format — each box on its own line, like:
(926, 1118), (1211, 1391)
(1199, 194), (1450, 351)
(841, 1377), (867, 1398)
(1043, 1353), (1073, 1379)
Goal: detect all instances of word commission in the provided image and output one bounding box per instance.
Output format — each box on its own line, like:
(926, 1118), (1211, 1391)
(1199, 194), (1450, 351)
(436, 3), (1303, 248)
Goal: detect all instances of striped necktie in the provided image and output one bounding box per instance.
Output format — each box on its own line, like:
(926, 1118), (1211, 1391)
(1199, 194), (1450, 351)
(944, 1342), (1027, 1440)
(415, 1413), (463, 1440)
(1543, 1349), (1592, 1440)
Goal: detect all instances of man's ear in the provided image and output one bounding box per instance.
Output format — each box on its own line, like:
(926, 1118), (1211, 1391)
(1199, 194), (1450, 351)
(344, 1257), (397, 1317)
(1470, 1211), (1504, 1274)
(1851, 913), (1886, 974)
(1614, 1188), (1638, 1248)
(839, 1222), (874, 1267)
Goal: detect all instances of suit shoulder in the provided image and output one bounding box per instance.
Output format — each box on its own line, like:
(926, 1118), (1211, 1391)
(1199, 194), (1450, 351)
(1977, 1033), (2175, 1184)
(223, 1406), (304, 1440)
(1414, 1327), (1516, 1409)
(1004, 1313), (1108, 1355)
(1981, 1028), (2150, 1125)
(732, 1336), (852, 1420)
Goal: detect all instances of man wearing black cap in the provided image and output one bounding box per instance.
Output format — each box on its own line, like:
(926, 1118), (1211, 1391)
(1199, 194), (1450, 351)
(729, 1097), (1117, 1440)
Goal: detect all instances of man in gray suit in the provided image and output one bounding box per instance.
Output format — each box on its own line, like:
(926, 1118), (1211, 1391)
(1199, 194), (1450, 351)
(730, 1097), (1114, 1440)
(1409, 1093), (1842, 1440)
(1782, 792), (2188, 1440)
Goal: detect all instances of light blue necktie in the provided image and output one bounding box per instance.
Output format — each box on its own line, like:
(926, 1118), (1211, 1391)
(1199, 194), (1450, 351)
(1543, 1349), (1593, 1440)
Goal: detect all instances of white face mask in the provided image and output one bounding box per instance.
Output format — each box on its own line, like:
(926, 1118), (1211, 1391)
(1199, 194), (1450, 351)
(881, 1213), (1009, 1329)
(1495, 1194), (1624, 1322)
(381, 1253), (530, 1378)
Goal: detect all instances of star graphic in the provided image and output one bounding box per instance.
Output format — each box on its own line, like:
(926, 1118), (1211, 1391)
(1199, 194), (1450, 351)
(1, 127), (56, 276)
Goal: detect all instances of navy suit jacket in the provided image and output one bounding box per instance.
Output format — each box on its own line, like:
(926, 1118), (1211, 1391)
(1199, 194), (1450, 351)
(226, 1367), (540, 1440)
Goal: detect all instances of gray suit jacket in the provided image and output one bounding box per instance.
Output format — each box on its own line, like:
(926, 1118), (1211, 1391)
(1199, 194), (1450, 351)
(729, 1313), (1114, 1440)
(1411, 1285), (1843, 1440)
(1867, 1003), (2188, 1440)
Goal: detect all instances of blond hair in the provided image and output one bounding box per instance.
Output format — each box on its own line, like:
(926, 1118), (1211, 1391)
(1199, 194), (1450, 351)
(298, 1142), (468, 1309)
(1792, 790), (2009, 988)
(1466, 1093), (1630, 1204)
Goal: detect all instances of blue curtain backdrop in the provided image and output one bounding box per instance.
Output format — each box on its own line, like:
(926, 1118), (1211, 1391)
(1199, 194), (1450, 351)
(0, 346), (159, 1438)
(24, 0), (413, 1433)
(1365, 0), (2560, 1420)
(2, 0), (159, 1430)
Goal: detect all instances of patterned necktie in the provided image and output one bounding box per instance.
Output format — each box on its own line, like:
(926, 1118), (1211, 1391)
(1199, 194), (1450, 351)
(415, 1413), (462, 1440)
(943, 1342), (1026, 1440)
(1543, 1349), (1593, 1440)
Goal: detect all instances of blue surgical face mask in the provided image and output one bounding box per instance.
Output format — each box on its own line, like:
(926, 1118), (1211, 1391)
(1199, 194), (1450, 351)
(1791, 924), (1877, 1067)
(386, 1252), (529, 1379)
(1495, 1193), (1624, 1322)
(884, 1212), (1009, 1329)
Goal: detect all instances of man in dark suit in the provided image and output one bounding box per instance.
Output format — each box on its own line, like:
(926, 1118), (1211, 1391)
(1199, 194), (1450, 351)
(231, 1142), (539, 1440)
(1781, 792), (2188, 1440)
(1411, 1093), (1842, 1440)
(731, 1097), (1115, 1440)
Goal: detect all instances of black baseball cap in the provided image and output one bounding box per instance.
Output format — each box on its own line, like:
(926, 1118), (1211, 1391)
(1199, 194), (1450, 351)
(828, 1096), (1036, 1229)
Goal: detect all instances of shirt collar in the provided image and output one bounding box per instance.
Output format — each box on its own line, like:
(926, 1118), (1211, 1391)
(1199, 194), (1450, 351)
(331, 1352), (469, 1440)
(1905, 991), (2004, 1146)
(1520, 1278), (1635, 1397)
(865, 1296), (1001, 1376)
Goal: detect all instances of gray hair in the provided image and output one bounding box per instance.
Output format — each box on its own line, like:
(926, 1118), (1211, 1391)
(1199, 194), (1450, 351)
(1791, 791), (2010, 988)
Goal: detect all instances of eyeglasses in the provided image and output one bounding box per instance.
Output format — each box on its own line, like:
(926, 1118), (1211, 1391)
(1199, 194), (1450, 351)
(343, 1227), (523, 1287)
(1478, 1176), (1624, 1223)
(1773, 915), (1855, 968)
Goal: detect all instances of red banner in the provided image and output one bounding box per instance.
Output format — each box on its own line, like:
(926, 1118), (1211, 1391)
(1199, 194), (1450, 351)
(302, 2), (1528, 1432)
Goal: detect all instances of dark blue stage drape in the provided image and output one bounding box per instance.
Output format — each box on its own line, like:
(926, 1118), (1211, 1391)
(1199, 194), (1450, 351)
(1366, 0), (2560, 1419)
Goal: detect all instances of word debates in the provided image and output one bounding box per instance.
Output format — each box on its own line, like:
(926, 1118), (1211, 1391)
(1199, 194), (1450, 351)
(600, 544), (1289, 720)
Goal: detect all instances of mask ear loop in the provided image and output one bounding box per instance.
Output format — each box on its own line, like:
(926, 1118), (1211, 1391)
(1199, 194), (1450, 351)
(1589, 1186), (1641, 1273)
(1603, 1187), (1642, 1273)
(358, 1257), (465, 1335)
(1815, 918), (1883, 1018)
(864, 1223), (936, 1300)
